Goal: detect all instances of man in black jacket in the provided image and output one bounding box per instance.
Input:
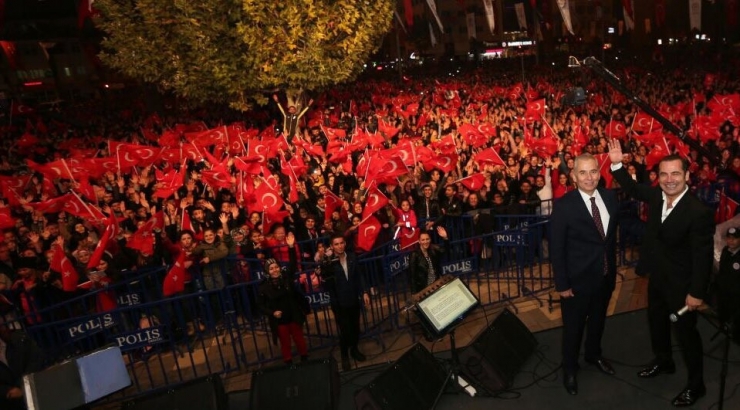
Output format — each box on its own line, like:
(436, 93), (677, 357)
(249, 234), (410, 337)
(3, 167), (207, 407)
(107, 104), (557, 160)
(550, 153), (619, 396)
(318, 234), (370, 371)
(609, 139), (713, 407)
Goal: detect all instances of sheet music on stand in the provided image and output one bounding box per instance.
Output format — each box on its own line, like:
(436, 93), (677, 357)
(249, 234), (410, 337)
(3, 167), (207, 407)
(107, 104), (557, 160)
(412, 275), (479, 341)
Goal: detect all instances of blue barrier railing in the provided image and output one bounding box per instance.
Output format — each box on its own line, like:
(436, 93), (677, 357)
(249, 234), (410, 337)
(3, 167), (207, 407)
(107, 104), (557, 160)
(0, 211), (640, 403)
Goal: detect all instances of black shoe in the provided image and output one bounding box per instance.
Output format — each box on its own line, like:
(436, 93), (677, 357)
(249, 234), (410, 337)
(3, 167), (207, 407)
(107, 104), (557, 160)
(637, 360), (676, 378)
(563, 372), (578, 395)
(341, 355), (351, 371)
(350, 348), (367, 362)
(671, 386), (706, 407)
(585, 357), (616, 375)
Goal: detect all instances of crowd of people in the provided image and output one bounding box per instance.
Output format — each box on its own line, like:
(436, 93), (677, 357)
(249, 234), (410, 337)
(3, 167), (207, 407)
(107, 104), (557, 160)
(0, 48), (738, 385)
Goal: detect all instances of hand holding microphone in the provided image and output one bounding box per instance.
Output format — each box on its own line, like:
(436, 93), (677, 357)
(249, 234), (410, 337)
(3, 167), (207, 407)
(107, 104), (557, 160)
(669, 306), (690, 323)
(669, 295), (703, 322)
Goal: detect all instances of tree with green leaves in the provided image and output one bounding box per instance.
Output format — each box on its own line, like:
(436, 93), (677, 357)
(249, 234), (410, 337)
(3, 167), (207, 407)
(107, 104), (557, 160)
(95, 0), (395, 111)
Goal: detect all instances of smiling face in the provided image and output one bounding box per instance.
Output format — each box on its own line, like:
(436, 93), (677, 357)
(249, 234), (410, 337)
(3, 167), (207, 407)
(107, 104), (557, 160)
(572, 156), (600, 196)
(203, 229), (216, 244)
(267, 261), (282, 278)
(658, 158), (689, 202)
(419, 232), (432, 250)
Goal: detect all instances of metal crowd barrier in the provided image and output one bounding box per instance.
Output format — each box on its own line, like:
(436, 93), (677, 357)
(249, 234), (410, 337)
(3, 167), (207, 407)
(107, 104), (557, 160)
(0, 211), (647, 403)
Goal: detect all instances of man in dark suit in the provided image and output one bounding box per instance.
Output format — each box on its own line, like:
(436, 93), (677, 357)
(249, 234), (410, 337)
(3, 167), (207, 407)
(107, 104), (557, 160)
(550, 153), (620, 396)
(608, 139), (713, 407)
(319, 233), (370, 371)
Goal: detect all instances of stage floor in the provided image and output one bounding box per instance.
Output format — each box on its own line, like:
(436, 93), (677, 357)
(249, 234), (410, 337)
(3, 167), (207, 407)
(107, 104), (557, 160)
(229, 308), (740, 410)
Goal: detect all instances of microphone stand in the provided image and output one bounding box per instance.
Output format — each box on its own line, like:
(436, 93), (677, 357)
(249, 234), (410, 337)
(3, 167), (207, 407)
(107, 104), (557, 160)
(699, 310), (734, 410)
(570, 56), (719, 166)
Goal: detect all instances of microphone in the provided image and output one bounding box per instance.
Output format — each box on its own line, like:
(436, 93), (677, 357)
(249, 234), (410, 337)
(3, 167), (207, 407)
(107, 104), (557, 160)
(669, 306), (690, 323)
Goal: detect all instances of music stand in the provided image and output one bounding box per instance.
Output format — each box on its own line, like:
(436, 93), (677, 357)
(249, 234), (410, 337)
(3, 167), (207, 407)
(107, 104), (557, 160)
(413, 276), (479, 408)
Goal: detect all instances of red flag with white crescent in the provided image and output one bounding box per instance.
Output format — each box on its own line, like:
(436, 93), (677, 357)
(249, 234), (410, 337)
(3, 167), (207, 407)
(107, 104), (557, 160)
(357, 215), (381, 252)
(51, 242), (79, 292)
(163, 251), (187, 297)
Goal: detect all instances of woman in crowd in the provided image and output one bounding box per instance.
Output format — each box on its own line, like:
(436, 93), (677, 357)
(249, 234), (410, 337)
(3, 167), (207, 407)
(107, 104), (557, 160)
(408, 226), (449, 294)
(257, 232), (310, 365)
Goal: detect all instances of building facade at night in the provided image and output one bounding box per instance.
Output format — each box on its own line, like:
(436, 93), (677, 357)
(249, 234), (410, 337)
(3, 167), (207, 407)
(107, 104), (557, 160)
(1, 0), (738, 103)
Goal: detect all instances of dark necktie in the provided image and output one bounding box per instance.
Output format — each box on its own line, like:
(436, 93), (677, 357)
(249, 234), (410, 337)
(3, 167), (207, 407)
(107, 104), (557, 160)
(590, 197), (605, 239)
(591, 196), (608, 276)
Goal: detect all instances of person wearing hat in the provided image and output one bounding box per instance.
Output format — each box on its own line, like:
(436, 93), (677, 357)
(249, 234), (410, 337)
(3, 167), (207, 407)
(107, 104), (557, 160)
(715, 227), (740, 336)
(256, 233), (309, 365)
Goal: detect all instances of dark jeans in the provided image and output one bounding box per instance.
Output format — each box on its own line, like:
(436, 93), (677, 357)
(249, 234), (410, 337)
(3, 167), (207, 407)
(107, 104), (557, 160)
(332, 304), (361, 356)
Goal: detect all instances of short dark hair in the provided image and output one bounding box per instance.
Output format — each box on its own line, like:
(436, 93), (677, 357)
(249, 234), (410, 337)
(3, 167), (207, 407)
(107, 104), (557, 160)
(659, 154), (689, 172)
(329, 233), (345, 244)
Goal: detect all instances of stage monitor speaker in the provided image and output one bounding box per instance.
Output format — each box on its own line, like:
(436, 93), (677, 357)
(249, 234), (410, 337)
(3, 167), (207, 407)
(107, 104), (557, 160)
(250, 357), (340, 410)
(23, 346), (131, 410)
(121, 375), (227, 410)
(458, 308), (537, 393)
(354, 343), (447, 410)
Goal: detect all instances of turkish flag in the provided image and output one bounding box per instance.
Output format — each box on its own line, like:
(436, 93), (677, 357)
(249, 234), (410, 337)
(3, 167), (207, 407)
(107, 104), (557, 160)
(606, 120), (627, 140)
(417, 111), (430, 128)
(62, 193), (107, 222)
(422, 153), (459, 173)
(377, 155), (408, 179)
(357, 216), (381, 252)
(526, 135), (559, 159)
(457, 123), (488, 148)
(16, 132), (39, 148)
(154, 167), (184, 199)
(377, 119), (399, 138)
(398, 226), (420, 250)
(26, 159), (76, 180)
(594, 154), (614, 188)
(362, 185), (390, 221)
(321, 125), (347, 140)
(432, 135), (457, 154)
(201, 163), (233, 189)
(126, 211), (164, 255)
(87, 213), (119, 269)
(188, 126), (227, 147)
(644, 141), (670, 169)
(324, 190), (344, 223)
(117, 144), (162, 167)
(0, 208), (16, 230)
(253, 181), (284, 213)
(163, 251), (187, 297)
(28, 194), (71, 215)
(76, 178), (98, 203)
(525, 98), (546, 121)
(473, 148), (505, 167)
(457, 173), (486, 191)
(632, 112), (662, 133)
(634, 130), (667, 147)
(51, 242), (79, 292)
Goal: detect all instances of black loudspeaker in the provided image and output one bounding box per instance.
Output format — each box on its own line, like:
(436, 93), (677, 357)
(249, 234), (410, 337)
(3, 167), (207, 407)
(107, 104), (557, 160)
(250, 358), (340, 410)
(354, 344), (447, 410)
(122, 375), (227, 410)
(458, 308), (537, 393)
